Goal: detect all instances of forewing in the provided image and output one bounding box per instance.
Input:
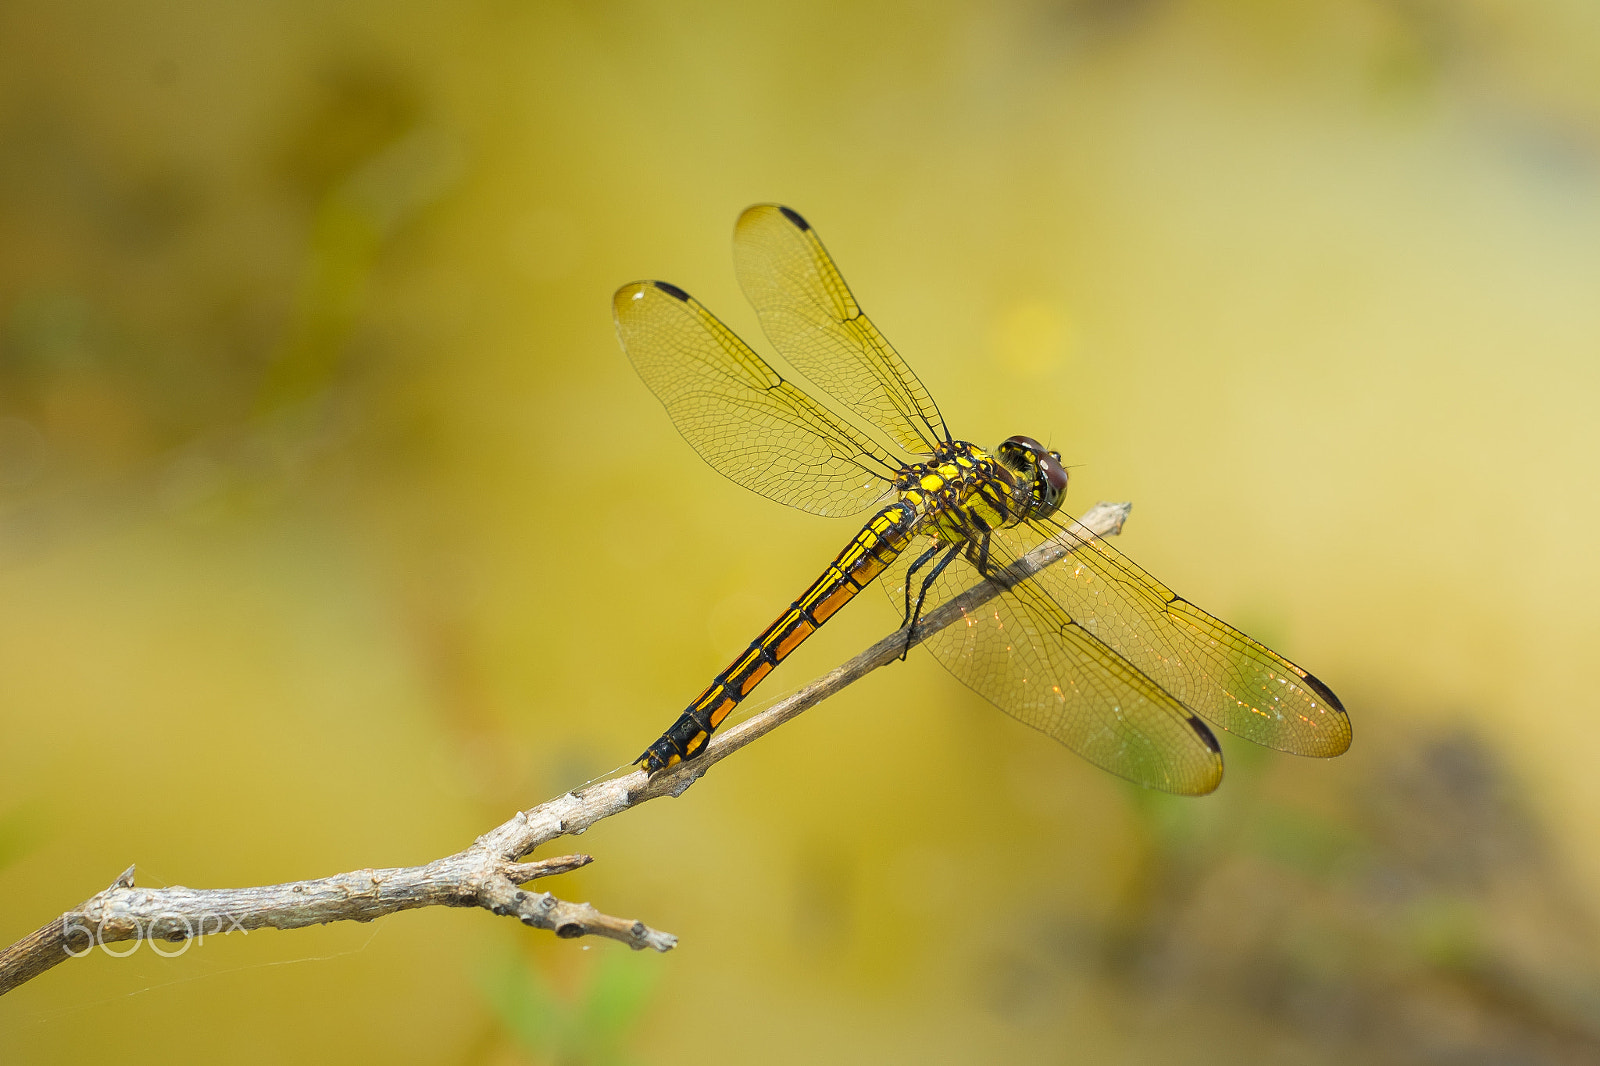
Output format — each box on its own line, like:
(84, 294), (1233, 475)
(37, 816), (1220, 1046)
(884, 532), (1225, 795)
(1008, 515), (1350, 757)
(614, 281), (897, 518)
(734, 205), (948, 455)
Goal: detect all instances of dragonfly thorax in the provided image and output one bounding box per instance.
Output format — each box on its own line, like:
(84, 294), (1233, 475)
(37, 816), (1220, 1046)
(892, 440), (1030, 540)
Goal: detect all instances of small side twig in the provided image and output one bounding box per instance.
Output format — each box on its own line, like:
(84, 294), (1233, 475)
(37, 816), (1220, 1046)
(0, 501), (1130, 996)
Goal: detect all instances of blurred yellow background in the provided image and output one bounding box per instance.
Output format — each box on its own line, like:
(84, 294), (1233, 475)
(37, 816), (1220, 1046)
(3, 1), (1600, 1062)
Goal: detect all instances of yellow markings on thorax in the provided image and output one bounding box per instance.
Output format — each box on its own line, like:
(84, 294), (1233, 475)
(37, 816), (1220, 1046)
(896, 449), (1022, 545)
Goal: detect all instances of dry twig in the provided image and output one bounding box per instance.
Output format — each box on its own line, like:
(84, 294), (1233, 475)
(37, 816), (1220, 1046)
(0, 501), (1131, 996)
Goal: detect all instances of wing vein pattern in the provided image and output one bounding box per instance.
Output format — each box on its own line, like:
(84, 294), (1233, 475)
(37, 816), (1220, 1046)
(735, 205), (948, 455)
(614, 280), (898, 518)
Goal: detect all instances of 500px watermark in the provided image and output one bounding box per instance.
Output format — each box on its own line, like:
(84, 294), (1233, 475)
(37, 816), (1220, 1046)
(61, 912), (249, 958)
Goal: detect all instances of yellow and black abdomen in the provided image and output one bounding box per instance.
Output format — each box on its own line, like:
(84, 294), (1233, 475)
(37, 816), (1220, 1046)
(637, 500), (923, 773)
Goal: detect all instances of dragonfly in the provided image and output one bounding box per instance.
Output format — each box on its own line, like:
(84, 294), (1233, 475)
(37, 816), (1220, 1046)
(612, 205), (1349, 794)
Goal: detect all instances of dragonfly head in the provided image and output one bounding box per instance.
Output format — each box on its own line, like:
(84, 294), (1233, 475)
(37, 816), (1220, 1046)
(997, 435), (1069, 519)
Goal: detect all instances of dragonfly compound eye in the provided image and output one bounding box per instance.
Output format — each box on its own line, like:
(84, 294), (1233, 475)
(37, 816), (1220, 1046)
(999, 435), (1067, 516)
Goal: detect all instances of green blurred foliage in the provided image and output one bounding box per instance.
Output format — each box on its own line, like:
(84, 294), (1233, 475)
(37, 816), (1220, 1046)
(0, 806), (38, 873)
(479, 947), (659, 1066)
(1, 0), (1599, 1063)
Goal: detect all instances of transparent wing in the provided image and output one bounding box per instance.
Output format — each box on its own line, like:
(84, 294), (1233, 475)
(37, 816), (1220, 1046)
(614, 280), (899, 518)
(884, 528), (1226, 795)
(734, 204), (949, 456)
(1007, 513), (1351, 756)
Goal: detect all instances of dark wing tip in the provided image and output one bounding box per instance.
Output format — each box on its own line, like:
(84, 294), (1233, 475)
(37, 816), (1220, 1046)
(777, 205), (811, 231)
(652, 280), (691, 302)
(1299, 670), (1346, 716)
(1188, 715), (1222, 754)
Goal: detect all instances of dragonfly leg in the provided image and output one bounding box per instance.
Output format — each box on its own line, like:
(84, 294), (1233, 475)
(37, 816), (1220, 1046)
(970, 529), (992, 577)
(901, 542), (945, 631)
(902, 542), (961, 660)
